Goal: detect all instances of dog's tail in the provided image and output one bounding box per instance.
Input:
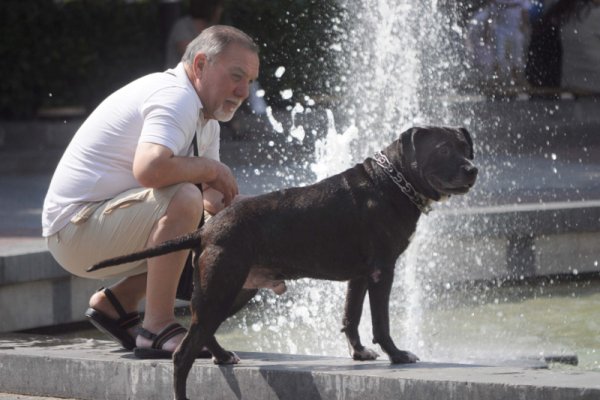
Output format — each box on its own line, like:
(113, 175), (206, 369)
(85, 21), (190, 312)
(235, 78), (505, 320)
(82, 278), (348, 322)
(86, 231), (201, 273)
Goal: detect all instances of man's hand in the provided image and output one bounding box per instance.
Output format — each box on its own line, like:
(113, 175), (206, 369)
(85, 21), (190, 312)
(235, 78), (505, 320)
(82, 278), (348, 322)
(207, 162), (238, 206)
(203, 189), (252, 215)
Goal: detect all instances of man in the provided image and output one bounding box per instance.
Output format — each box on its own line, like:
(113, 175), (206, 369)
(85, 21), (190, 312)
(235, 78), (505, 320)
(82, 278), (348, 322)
(42, 25), (260, 358)
(491, 0), (532, 85)
(561, 0), (600, 93)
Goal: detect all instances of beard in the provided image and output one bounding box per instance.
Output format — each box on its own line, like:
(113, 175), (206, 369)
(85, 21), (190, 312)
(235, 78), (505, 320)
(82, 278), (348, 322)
(214, 100), (241, 122)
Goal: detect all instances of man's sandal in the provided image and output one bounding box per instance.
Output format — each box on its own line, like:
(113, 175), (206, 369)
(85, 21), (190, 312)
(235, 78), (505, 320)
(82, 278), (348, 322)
(133, 323), (213, 359)
(84, 287), (140, 350)
(133, 323), (188, 359)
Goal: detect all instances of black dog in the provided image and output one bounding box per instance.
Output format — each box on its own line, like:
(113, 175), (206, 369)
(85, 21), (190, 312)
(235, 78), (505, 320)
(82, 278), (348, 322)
(88, 126), (477, 400)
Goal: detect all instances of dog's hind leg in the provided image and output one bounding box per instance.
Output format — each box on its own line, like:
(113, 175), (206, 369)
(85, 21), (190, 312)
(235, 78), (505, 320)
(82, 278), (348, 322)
(191, 249), (250, 362)
(342, 278), (380, 360)
(173, 328), (202, 400)
(173, 249), (249, 399)
(172, 315), (241, 400)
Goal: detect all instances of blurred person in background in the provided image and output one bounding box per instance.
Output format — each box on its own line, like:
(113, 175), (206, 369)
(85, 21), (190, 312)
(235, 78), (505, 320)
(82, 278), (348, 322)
(165, 0), (224, 69)
(560, 0), (600, 93)
(492, 0), (532, 86)
(526, 0), (599, 92)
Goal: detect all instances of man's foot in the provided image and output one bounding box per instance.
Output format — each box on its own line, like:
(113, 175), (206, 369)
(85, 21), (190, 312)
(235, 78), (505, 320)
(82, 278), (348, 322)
(85, 288), (140, 350)
(133, 322), (212, 359)
(134, 322), (187, 359)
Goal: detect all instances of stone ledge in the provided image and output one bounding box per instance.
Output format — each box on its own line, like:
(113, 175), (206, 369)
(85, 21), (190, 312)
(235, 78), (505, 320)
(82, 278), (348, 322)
(0, 337), (598, 400)
(434, 200), (600, 237)
(0, 119), (82, 151)
(418, 201), (600, 281)
(0, 251), (67, 286)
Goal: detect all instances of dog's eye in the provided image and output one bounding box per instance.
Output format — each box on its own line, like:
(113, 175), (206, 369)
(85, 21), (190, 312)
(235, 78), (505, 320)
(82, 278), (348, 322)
(439, 146), (450, 156)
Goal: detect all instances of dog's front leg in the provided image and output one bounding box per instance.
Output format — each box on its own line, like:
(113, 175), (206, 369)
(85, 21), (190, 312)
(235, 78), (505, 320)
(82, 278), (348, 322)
(368, 269), (419, 364)
(342, 278), (379, 360)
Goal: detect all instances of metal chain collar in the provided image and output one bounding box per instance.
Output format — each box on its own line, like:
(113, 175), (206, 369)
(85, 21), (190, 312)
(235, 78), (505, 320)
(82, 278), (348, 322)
(373, 151), (432, 214)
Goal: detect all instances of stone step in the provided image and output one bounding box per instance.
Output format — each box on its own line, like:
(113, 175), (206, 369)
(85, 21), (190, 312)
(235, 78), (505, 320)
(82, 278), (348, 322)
(0, 335), (598, 400)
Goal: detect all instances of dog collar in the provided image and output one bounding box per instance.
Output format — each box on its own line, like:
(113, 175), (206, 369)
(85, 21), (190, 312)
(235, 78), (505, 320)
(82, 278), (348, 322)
(373, 151), (432, 214)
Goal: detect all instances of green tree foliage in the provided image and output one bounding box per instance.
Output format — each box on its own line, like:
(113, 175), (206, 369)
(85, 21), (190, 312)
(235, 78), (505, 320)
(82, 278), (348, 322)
(0, 0), (162, 118)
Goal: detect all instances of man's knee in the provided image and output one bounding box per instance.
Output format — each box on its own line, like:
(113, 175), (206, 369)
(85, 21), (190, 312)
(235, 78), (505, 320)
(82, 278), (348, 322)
(168, 183), (204, 223)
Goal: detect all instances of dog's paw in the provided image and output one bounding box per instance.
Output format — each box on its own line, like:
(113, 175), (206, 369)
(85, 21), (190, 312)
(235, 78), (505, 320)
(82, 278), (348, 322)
(390, 350), (419, 364)
(352, 347), (380, 361)
(213, 351), (240, 365)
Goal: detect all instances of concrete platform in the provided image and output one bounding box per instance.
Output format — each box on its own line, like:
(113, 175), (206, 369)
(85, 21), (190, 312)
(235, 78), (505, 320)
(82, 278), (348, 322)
(0, 334), (599, 400)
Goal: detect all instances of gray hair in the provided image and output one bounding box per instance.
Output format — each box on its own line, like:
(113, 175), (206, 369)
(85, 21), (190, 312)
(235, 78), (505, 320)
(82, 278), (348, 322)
(182, 25), (259, 65)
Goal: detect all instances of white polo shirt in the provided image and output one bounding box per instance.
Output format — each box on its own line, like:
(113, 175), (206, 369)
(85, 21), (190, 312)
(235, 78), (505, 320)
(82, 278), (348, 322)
(42, 63), (220, 237)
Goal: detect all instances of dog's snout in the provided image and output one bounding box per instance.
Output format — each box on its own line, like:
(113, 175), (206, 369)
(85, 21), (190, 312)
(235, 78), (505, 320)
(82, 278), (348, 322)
(462, 164), (478, 179)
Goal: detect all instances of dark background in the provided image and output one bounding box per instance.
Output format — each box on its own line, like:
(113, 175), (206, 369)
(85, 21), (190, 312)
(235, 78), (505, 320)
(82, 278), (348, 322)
(0, 0), (343, 119)
(0, 0), (596, 120)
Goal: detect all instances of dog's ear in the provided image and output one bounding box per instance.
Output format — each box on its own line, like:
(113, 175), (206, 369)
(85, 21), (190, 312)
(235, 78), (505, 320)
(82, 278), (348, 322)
(459, 127), (474, 159)
(400, 127), (420, 171)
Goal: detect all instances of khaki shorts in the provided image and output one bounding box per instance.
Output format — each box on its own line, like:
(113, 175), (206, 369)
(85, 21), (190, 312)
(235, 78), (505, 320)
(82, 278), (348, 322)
(47, 184), (185, 279)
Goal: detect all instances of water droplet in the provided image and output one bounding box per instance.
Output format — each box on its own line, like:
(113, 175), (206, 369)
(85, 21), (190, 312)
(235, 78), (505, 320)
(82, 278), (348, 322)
(265, 106), (284, 133)
(290, 125), (305, 142)
(280, 89), (293, 100)
(274, 66), (286, 78)
(251, 322), (262, 332)
(329, 43), (342, 52)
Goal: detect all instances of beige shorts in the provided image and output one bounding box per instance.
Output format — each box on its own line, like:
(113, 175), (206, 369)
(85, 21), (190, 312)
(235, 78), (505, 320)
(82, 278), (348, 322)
(47, 184), (185, 280)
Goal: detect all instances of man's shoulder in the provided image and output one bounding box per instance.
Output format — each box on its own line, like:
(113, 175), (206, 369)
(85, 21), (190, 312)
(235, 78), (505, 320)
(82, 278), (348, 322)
(142, 78), (199, 114)
(115, 71), (190, 103)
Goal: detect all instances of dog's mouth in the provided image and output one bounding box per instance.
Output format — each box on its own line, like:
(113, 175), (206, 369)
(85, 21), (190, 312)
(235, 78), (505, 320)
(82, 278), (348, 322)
(426, 163), (477, 196)
(441, 184), (474, 194)
(427, 175), (476, 195)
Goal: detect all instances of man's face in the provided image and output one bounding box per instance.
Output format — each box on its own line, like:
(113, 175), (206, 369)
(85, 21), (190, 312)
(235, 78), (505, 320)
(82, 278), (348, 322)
(197, 43), (259, 122)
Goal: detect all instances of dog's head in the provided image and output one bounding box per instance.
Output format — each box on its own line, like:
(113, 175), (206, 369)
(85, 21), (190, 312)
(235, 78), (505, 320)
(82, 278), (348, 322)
(383, 126), (477, 201)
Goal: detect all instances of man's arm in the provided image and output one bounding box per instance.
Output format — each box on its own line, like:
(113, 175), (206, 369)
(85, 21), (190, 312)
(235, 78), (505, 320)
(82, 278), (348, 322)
(133, 142), (238, 206)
